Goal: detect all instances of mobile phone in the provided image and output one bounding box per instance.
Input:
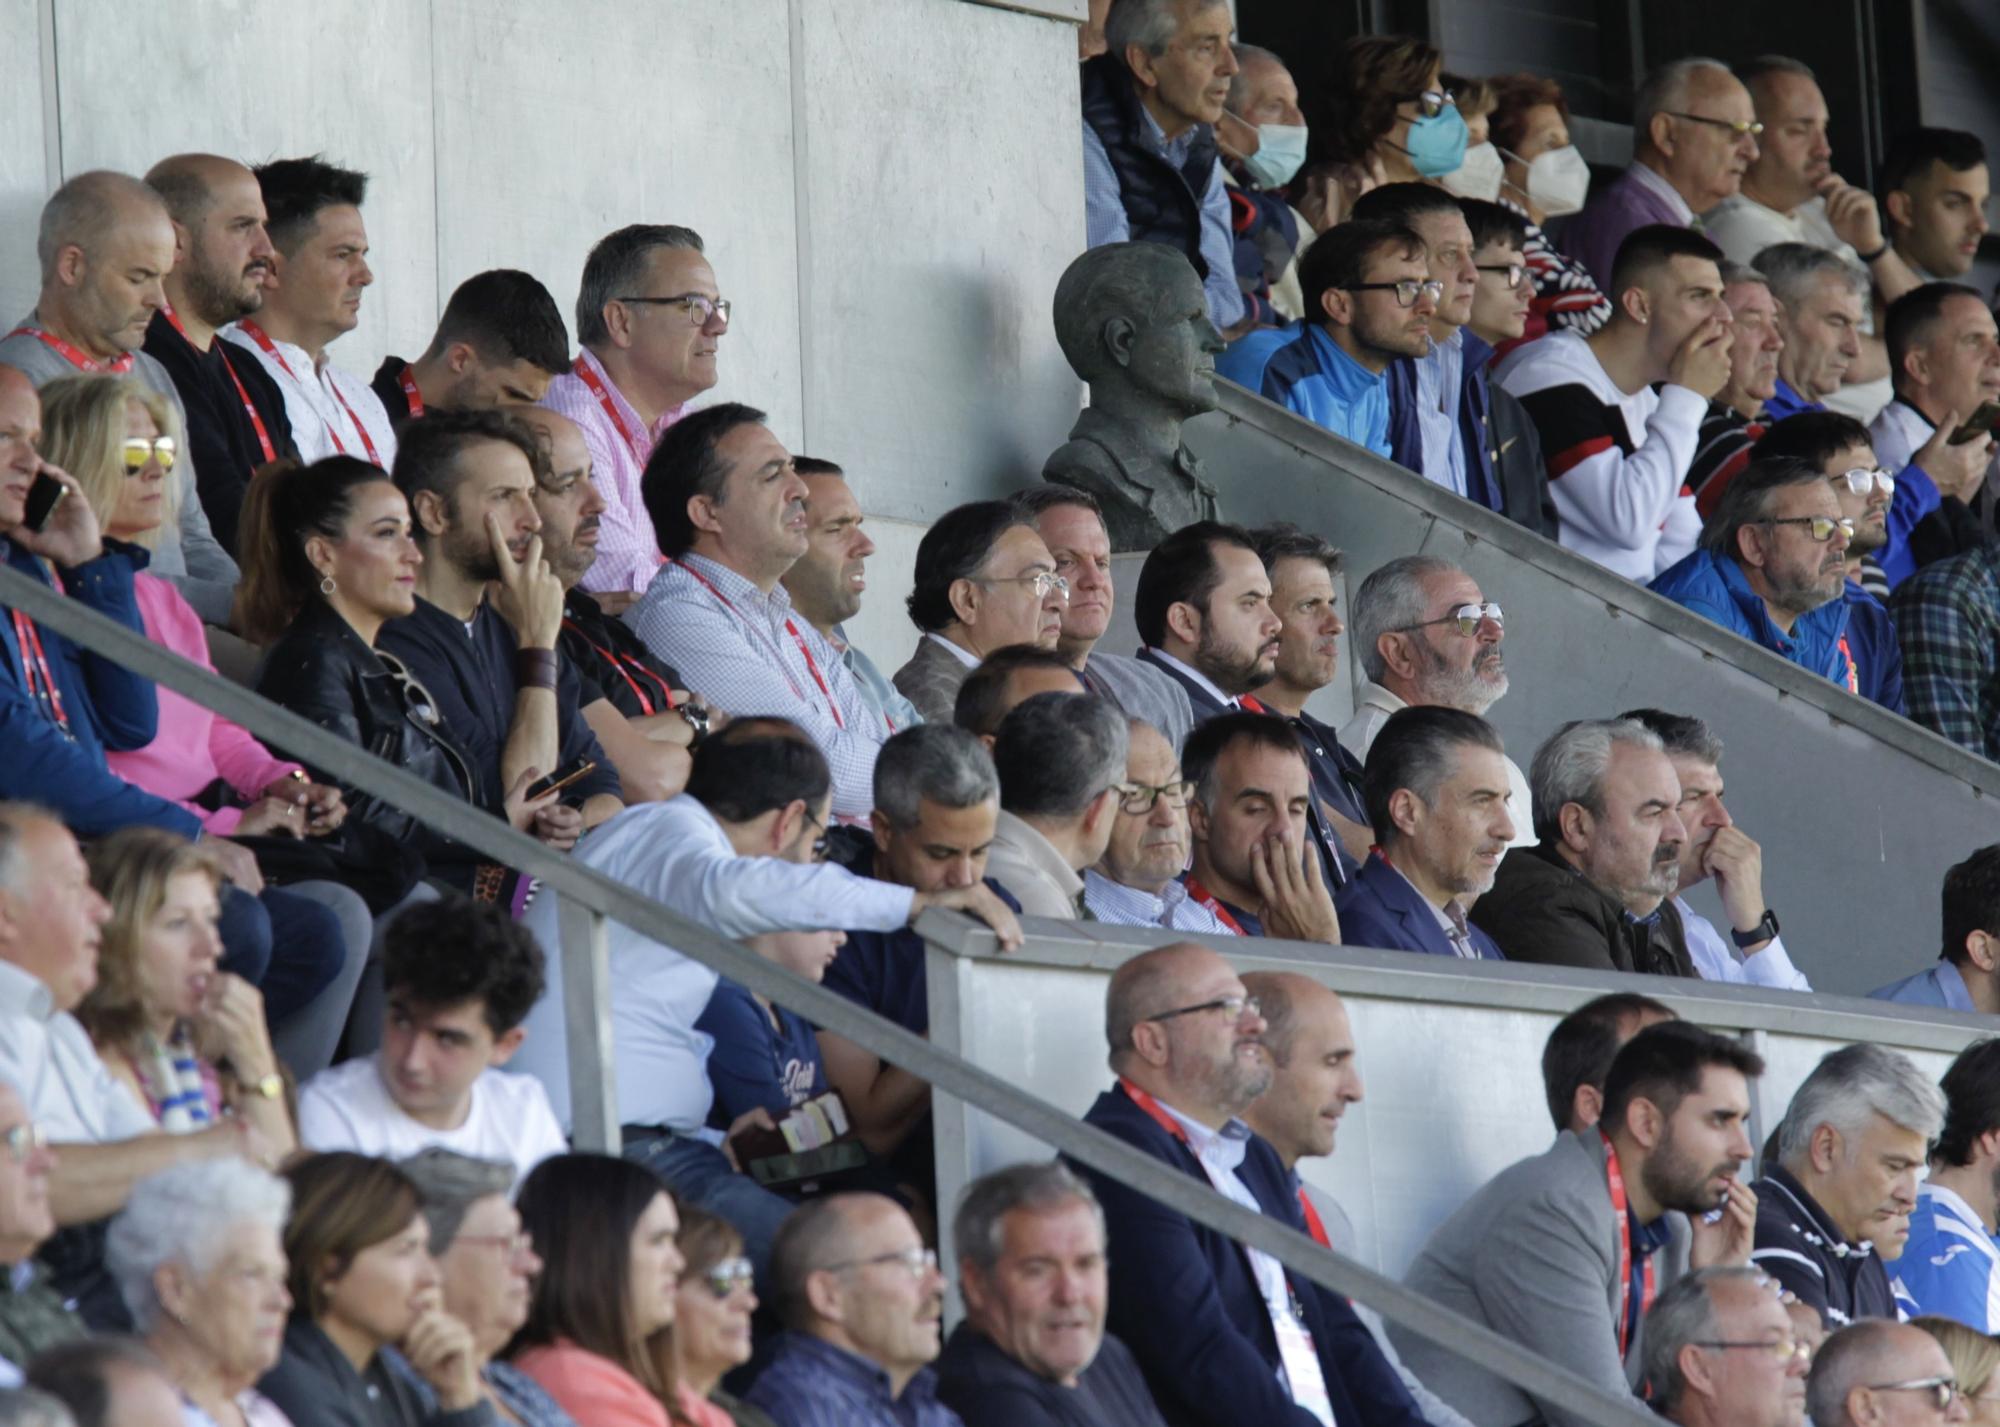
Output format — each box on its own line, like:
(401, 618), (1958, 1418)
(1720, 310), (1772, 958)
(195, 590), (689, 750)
(526, 760), (596, 800)
(1949, 400), (2000, 445)
(21, 472), (65, 532)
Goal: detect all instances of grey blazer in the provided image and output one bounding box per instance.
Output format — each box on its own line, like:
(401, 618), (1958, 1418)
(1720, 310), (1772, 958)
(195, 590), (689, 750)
(1080, 650), (1194, 750)
(1386, 1129), (1691, 1427)
(892, 634), (973, 725)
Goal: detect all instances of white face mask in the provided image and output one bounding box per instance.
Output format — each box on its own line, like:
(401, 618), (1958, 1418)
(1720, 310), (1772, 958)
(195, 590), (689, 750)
(1505, 144), (1592, 218)
(1441, 141), (1504, 202)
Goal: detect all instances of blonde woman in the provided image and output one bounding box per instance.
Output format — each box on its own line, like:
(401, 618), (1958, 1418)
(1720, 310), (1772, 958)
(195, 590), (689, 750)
(1912, 1317), (2000, 1425)
(76, 827), (295, 1157)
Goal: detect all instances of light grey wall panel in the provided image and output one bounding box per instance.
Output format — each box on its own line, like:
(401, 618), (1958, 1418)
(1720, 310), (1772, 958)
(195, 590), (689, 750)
(0, 0), (51, 329)
(792, 0), (1085, 516)
(49, 0), (438, 383)
(429, 0), (805, 448)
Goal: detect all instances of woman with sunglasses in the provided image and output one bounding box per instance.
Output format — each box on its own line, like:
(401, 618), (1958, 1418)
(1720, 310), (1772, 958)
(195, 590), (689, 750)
(665, 1209), (771, 1427)
(507, 1154), (726, 1427)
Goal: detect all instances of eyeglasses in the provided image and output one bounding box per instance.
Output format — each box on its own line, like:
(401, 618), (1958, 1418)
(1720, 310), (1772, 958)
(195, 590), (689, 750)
(1833, 467), (1895, 496)
(1693, 1338), (1813, 1366)
(2, 1121), (46, 1164)
(980, 570), (1070, 600)
(801, 806), (831, 863)
(1391, 602), (1504, 637)
(1866, 1376), (1961, 1413)
(121, 436), (177, 472)
(1475, 263), (1529, 290)
(1407, 88), (1457, 118)
(1343, 279), (1446, 309)
(1146, 994), (1261, 1025)
(1115, 779), (1194, 815)
(454, 1230), (533, 1260)
(825, 1246), (938, 1281)
(617, 293), (732, 329)
(1666, 112), (1765, 139)
(1759, 515), (1855, 543)
(701, 1256), (755, 1298)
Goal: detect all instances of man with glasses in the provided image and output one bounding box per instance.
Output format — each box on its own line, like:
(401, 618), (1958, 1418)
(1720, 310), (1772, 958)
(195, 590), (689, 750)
(1217, 218), (1434, 458)
(538, 223), (725, 604)
(1336, 707), (1511, 959)
(1642, 1267), (1811, 1427)
(1496, 224), (1732, 579)
(1806, 1320), (1970, 1427)
(1561, 58), (1762, 291)
(893, 501), (1069, 726)
(1652, 456), (1862, 695)
(1083, 719), (1236, 934)
(751, 1191), (961, 1427)
(984, 693), (1128, 920)
(1455, 197), (1557, 534)
(0, 1082), (83, 1380)
(1073, 941), (1424, 1427)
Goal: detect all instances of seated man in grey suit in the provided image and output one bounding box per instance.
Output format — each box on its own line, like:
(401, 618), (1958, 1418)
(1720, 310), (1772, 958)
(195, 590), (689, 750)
(986, 692), (1127, 919)
(894, 500), (1069, 723)
(1014, 485), (1192, 749)
(1389, 1021), (1764, 1427)
(1641, 1267), (1810, 1427)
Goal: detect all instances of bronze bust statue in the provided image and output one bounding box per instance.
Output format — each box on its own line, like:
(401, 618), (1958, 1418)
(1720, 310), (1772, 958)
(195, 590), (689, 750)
(1043, 242), (1226, 550)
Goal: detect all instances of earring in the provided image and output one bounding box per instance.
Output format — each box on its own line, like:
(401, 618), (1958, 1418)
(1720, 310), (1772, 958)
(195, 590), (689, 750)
(319, 573), (336, 596)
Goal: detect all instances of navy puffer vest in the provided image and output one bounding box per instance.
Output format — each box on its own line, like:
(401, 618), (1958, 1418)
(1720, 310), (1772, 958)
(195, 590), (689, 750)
(1079, 54), (1215, 276)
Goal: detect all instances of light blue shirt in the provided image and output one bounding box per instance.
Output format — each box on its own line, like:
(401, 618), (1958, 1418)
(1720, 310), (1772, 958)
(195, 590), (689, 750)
(1414, 328), (1468, 497)
(1895, 1182), (2000, 1332)
(1870, 959), (1977, 1012)
(1673, 897), (1812, 991)
(832, 622), (923, 734)
(1082, 112), (1246, 330)
(1083, 868), (1238, 936)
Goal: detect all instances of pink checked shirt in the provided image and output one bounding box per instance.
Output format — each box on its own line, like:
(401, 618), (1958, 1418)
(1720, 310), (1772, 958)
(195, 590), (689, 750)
(538, 348), (686, 596)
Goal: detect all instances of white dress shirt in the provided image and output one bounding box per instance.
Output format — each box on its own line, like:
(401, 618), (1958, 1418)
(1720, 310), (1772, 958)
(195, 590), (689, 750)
(0, 959), (154, 1143)
(219, 323), (399, 469)
(512, 795), (915, 1133)
(1673, 895), (1811, 991)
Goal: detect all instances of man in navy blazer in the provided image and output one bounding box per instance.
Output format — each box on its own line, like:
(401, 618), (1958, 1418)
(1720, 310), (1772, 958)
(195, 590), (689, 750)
(1069, 941), (1426, 1427)
(1336, 707), (1514, 959)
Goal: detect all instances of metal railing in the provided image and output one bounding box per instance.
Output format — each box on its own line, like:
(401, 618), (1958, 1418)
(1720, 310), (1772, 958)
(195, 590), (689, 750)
(2, 557), (1681, 1427)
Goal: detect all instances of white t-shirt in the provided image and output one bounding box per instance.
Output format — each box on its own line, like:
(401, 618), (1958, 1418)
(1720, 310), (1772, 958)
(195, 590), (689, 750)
(297, 1057), (567, 1190)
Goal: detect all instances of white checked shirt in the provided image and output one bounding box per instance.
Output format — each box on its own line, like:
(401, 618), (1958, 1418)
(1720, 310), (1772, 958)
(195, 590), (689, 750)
(219, 323), (398, 469)
(1083, 869), (1239, 936)
(626, 552), (887, 818)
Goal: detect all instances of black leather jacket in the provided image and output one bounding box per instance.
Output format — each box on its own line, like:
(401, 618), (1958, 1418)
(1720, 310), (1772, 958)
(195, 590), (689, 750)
(254, 599), (486, 874)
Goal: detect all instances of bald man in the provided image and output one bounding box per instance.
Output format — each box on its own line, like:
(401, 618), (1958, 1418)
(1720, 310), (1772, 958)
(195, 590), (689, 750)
(1242, 972), (1476, 1427)
(0, 171), (237, 623)
(141, 154), (297, 556)
(1070, 941), (1424, 1427)
(1805, 1319), (1970, 1427)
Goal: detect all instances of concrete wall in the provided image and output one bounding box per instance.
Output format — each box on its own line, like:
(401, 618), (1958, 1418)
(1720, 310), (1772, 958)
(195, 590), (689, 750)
(0, 0), (1087, 664)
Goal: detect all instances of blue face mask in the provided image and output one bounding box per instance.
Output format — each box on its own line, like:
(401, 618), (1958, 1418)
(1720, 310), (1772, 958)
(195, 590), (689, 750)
(1240, 123), (1308, 189)
(1404, 105), (1469, 178)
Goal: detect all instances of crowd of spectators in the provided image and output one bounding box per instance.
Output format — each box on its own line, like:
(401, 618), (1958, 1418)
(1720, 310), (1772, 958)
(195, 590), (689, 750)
(6, 0), (2000, 1423)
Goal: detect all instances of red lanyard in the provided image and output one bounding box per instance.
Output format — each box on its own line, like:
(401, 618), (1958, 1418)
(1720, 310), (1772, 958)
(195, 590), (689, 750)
(1837, 634), (1859, 694)
(572, 354), (646, 466)
(237, 321), (382, 466)
(398, 364), (424, 419)
(672, 559), (845, 729)
(563, 616), (675, 716)
(11, 610), (70, 736)
(1119, 1077), (1192, 1144)
(1183, 877), (1247, 935)
(1603, 1132), (1656, 1359)
(1296, 1187), (1331, 1248)
(161, 304), (277, 462)
(7, 326), (133, 374)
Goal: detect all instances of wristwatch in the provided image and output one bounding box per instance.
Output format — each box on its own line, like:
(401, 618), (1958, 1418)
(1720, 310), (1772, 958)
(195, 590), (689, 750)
(240, 1071), (284, 1101)
(678, 701), (712, 746)
(1730, 909), (1780, 949)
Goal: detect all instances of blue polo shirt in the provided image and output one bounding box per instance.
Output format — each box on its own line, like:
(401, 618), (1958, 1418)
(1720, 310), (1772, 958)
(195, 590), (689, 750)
(696, 979), (829, 1128)
(1762, 378), (1824, 423)
(1870, 959), (1976, 1011)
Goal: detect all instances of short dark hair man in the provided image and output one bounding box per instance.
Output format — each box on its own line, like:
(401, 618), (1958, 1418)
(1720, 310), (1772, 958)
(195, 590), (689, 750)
(1879, 128), (1990, 284)
(1872, 845), (2000, 1014)
(1181, 712), (1341, 942)
(1214, 219), (1434, 458)
(1133, 520), (1282, 724)
(894, 502), (1066, 725)
(1392, 1022), (1764, 1427)
(952, 646), (1084, 743)
(986, 693), (1128, 920)
(371, 269), (570, 426)
(1540, 993), (1678, 1137)
(1472, 718), (1697, 976)
(297, 896), (563, 1188)
(1337, 707), (1512, 959)
(1650, 456), (1857, 691)
(1895, 1039), (2000, 1331)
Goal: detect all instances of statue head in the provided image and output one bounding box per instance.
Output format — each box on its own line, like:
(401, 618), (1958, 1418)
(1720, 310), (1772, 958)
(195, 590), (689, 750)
(1053, 243), (1224, 418)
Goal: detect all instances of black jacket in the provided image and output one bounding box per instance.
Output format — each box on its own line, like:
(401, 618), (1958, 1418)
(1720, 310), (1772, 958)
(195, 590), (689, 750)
(1079, 54), (1215, 275)
(259, 1317), (496, 1427)
(254, 599), (486, 881)
(1750, 1164), (1902, 1329)
(934, 1321), (1167, 1427)
(1470, 841), (1695, 977)
(1490, 384), (1558, 539)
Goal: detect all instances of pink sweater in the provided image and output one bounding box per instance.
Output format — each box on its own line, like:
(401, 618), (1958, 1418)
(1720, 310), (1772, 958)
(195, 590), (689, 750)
(104, 574), (301, 834)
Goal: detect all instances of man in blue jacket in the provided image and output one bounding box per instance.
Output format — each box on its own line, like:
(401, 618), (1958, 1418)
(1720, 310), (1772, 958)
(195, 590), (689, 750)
(1336, 707), (1510, 960)
(1650, 456), (1856, 693)
(1069, 940), (1427, 1427)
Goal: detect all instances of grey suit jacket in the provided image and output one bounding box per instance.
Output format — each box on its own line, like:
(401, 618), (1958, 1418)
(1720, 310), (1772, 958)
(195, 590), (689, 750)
(892, 634), (974, 725)
(984, 810), (1084, 919)
(1080, 650), (1194, 750)
(1387, 1129), (1691, 1427)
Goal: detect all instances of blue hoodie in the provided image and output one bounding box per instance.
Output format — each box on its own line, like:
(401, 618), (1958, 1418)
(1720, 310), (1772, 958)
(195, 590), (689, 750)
(1218, 321), (1393, 458)
(1650, 547), (1853, 689)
